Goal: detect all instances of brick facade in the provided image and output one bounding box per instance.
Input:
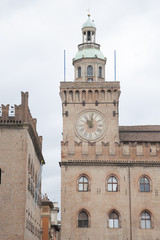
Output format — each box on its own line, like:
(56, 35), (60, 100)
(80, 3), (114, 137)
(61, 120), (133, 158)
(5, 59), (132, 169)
(41, 195), (61, 240)
(0, 92), (44, 240)
(60, 16), (160, 240)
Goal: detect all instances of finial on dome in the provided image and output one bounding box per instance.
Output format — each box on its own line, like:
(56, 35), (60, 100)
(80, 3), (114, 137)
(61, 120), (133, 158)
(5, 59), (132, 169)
(87, 8), (90, 17)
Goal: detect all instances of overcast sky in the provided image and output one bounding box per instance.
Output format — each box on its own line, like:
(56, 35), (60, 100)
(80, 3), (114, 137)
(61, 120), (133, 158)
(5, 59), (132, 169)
(0, 0), (160, 212)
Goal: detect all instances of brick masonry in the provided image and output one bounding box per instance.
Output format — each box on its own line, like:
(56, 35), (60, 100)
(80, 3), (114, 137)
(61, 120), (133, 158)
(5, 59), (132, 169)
(0, 92), (44, 240)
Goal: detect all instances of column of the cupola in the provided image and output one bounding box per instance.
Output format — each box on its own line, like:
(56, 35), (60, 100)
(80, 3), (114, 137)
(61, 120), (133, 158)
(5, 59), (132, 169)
(92, 30), (96, 43)
(82, 27), (96, 43)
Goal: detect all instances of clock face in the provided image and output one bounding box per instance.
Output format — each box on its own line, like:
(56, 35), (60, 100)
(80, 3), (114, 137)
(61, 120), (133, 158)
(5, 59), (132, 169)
(76, 110), (105, 141)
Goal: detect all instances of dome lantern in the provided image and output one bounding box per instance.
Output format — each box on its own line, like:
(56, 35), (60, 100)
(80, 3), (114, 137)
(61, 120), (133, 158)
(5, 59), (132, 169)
(73, 15), (107, 82)
(82, 14), (96, 43)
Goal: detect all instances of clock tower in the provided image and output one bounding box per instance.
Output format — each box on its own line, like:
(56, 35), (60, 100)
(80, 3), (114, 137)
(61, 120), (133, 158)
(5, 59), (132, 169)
(60, 14), (160, 240)
(60, 15), (121, 239)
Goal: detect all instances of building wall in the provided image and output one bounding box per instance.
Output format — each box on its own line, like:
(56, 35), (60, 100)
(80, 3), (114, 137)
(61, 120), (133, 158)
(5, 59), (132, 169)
(25, 131), (41, 240)
(0, 92), (44, 240)
(0, 128), (27, 240)
(42, 216), (49, 240)
(61, 164), (160, 240)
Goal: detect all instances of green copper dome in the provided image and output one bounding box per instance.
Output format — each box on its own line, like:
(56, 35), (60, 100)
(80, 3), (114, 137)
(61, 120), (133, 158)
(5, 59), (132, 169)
(74, 48), (105, 61)
(82, 15), (96, 29)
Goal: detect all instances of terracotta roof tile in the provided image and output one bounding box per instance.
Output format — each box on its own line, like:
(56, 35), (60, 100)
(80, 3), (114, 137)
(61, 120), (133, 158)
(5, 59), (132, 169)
(119, 125), (160, 142)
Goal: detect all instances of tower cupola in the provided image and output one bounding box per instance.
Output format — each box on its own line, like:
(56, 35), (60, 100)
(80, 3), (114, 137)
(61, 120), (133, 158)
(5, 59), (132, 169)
(73, 15), (106, 82)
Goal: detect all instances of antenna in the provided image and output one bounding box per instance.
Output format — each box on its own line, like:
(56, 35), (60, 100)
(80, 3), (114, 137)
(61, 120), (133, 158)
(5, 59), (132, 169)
(64, 50), (66, 82)
(114, 50), (116, 81)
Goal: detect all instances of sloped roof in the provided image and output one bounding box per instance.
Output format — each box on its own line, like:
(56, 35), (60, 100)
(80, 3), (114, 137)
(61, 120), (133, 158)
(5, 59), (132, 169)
(74, 47), (105, 61)
(119, 125), (160, 142)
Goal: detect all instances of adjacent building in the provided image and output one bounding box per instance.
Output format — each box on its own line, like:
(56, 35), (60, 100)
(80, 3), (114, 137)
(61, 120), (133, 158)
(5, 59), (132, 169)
(0, 92), (44, 240)
(41, 194), (61, 240)
(60, 15), (160, 239)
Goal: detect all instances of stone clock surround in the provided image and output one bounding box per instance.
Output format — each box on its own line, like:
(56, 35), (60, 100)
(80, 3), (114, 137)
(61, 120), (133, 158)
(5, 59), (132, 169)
(76, 109), (106, 142)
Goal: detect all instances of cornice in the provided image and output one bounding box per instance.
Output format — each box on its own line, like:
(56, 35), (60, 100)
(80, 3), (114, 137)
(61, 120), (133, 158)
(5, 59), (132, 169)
(60, 81), (120, 89)
(26, 123), (45, 164)
(59, 160), (160, 167)
(41, 201), (53, 208)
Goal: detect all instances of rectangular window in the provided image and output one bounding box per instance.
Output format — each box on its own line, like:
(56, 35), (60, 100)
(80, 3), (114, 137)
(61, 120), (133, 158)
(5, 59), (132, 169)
(141, 220), (145, 229)
(79, 184), (83, 191)
(113, 184), (117, 192)
(84, 184), (88, 191)
(114, 219), (119, 228)
(140, 185), (144, 192)
(108, 184), (112, 191)
(78, 220), (88, 228)
(109, 219), (113, 228)
(146, 220), (151, 229)
(145, 185), (150, 192)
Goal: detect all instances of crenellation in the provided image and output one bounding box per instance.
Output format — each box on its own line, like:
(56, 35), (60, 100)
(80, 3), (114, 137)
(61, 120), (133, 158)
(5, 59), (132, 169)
(61, 141), (160, 162)
(136, 143), (144, 156)
(1, 104), (9, 119)
(0, 92), (43, 153)
(123, 143), (130, 156)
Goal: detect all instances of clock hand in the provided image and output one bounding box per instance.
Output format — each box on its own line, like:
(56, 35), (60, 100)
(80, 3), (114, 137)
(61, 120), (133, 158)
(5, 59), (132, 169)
(87, 118), (93, 128)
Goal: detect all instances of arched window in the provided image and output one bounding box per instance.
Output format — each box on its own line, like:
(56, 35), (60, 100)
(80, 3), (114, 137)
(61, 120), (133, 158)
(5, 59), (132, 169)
(78, 67), (81, 78)
(88, 90), (92, 101)
(75, 90), (80, 102)
(87, 65), (93, 76)
(140, 176), (150, 192)
(101, 90), (105, 100)
(95, 90), (99, 100)
(78, 211), (89, 228)
(28, 155), (31, 173)
(31, 163), (33, 177)
(87, 31), (91, 41)
(69, 90), (73, 102)
(109, 211), (119, 228)
(107, 176), (118, 192)
(78, 176), (89, 191)
(141, 211), (151, 229)
(82, 90), (86, 100)
(35, 172), (37, 186)
(99, 66), (102, 78)
(63, 91), (67, 101)
(33, 167), (35, 181)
